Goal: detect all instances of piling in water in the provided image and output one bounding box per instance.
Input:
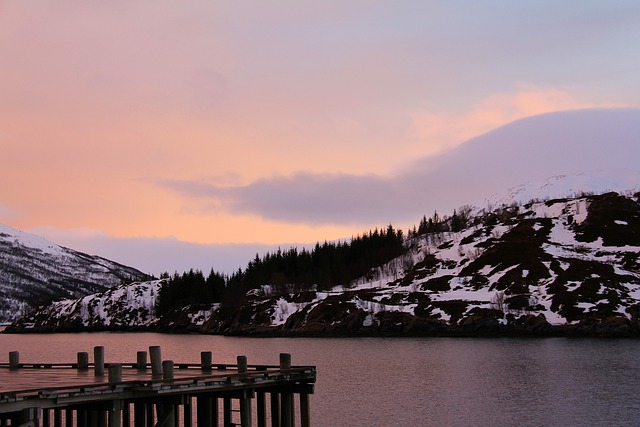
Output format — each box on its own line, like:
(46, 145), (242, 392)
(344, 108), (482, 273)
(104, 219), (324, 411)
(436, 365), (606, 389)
(94, 346), (104, 376)
(2, 347), (315, 427)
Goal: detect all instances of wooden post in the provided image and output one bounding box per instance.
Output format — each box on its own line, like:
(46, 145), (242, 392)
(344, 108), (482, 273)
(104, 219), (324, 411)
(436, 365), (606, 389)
(54, 409), (62, 427)
(123, 403), (131, 427)
(137, 351), (147, 370)
(163, 360), (174, 382)
(109, 364), (123, 383)
(146, 403), (154, 426)
(94, 346), (105, 376)
(279, 353), (292, 370)
(183, 395), (192, 427)
(237, 355), (248, 373)
(134, 403), (146, 427)
(212, 397), (219, 426)
(280, 354), (292, 427)
(236, 356), (252, 427)
(88, 410), (97, 427)
(201, 351), (212, 372)
(77, 409), (88, 427)
(65, 409), (74, 427)
(149, 346), (162, 376)
(196, 396), (213, 427)
(223, 397), (232, 427)
(77, 352), (89, 370)
(300, 393), (311, 427)
(256, 391), (266, 427)
(9, 351), (19, 370)
(270, 393), (280, 427)
(108, 400), (122, 427)
(240, 390), (253, 427)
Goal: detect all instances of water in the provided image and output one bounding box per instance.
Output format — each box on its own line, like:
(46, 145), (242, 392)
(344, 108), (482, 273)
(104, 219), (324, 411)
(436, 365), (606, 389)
(1, 332), (639, 426)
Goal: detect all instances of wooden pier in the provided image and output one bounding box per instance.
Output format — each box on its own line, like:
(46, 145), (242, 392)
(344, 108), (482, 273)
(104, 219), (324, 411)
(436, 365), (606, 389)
(0, 347), (315, 427)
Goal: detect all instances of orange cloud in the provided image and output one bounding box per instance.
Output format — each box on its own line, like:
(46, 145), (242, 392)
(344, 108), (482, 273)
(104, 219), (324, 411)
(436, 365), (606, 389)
(409, 85), (626, 156)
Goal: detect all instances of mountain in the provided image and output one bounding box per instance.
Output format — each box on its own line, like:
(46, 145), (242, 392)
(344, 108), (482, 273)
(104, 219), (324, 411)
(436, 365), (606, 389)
(8, 179), (640, 337)
(0, 223), (150, 323)
(198, 189), (640, 337)
(405, 108), (640, 215)
(4, 280), (163, 332)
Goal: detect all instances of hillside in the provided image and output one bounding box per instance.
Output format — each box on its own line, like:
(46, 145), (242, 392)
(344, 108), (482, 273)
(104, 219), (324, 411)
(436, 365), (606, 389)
(0, 224), (150, 323)
(7, 188), (640, 337)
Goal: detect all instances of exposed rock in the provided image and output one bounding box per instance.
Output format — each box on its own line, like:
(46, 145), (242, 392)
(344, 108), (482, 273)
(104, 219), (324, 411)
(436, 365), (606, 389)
(6, 191), (640, 338)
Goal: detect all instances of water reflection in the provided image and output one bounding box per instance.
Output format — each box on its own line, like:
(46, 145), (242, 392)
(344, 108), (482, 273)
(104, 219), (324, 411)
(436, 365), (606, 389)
(1, 333), (639, 426)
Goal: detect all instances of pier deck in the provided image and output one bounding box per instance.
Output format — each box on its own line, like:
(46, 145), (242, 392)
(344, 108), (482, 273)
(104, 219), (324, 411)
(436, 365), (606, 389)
(0, 347), (315, 427)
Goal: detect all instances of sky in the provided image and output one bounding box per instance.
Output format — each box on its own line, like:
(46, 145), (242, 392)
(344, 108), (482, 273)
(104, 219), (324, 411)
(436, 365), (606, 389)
(1, 1), (640, 276)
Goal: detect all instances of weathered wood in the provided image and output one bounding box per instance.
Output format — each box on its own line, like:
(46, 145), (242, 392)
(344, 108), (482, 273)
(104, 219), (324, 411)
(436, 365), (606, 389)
(240, 395), (252, 427)
(281, 393), (292, 427)
(237, 356), (248, 374)
(146, 403), (154, 426)
(94, 346), (105, 377)
(65, 409), (73, 427)
(43, 408), (50, 427)
(196, 396), (212, 427)
(136, 352), (147, 371)
(77, 352), (89, 371)
(122, 403), (130, 427)
(183, 396), (192, 427)
(0, 350), (315, 427)
(211, 397), (219, 426)
(280, 353), (293, 427)
(149, 347), (162, 376)
(279, 353), (292, 370)
(200, 352), (212, 372)
(77, 409), (88, 427)
(9, 352), (19, 370)
(162, 361), (174, 383)
(256, 391), (266, 427)
(270, 393), (280, 427)
(133, 403), (146, 427)
(54, 409), (62, 427)
(109, 364), (123, 384)
(223, 397), (232, 427)
(299, 393), (310, 427)
(108, 399), (122, 427)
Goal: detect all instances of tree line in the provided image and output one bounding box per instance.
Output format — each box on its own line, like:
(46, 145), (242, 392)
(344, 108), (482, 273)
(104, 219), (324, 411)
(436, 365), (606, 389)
(156, 224), (405, 314)
(156, 210), (464, 314)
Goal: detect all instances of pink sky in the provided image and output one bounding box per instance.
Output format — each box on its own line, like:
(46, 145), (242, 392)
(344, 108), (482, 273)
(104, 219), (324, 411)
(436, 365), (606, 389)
(1, 1), (640, 274)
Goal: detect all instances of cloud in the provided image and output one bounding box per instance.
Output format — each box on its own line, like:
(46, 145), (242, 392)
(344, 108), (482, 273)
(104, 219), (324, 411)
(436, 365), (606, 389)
(164, 172), (417, 225)
(408, 85), (626, 156)
(162, 108), (640, 226)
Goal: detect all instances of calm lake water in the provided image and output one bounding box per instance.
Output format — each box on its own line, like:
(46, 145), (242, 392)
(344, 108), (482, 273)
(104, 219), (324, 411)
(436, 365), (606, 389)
(1, 332), (639, 426)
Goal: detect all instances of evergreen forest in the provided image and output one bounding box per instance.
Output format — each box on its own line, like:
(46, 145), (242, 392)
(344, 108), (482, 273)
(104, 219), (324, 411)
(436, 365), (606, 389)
(155, 210), (468, 315)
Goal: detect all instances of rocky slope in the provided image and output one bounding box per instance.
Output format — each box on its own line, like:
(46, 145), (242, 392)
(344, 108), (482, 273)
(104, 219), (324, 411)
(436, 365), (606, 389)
(7, 189), (640, 337)
(0, 224), (150, 323)
(4, 280), (162, 332)
(199, 191), (640, 337)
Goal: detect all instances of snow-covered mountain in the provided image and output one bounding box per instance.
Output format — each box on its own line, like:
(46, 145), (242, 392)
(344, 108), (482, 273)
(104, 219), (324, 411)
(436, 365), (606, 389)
(198, 188), (640, 337)
(9, 177), (640, 337)
(4, 280), (162, 332)
(0, 223), (150, 323)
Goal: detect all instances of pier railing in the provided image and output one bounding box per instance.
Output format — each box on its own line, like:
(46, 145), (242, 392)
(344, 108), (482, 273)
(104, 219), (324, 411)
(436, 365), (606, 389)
(0, 347), (315, 427)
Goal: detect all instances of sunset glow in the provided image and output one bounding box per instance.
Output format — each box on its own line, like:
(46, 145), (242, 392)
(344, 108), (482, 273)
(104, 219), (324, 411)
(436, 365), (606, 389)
(2, 1), (640, 274)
